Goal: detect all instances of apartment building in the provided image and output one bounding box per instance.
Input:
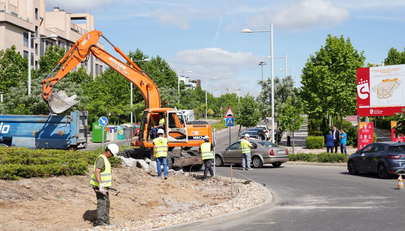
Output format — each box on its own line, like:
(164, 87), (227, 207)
(0, 0), (104, 77)
(179, 75), (200, 89)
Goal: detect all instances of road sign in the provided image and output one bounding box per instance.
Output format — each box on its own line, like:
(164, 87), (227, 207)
(224, 107), (234, 118)
(224, 117), (235, 127)
(98, 116), (109, 127)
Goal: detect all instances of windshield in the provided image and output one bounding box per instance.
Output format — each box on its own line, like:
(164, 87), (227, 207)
(258, 141), (278, 147)
(389, 145), (405, 153)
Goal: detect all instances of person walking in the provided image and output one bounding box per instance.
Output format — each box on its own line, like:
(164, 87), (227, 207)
(240, 134), (253, 170)
(340, 129), (348, 155)
(331, 126), (340, 153)
(325, 131), (334, 153)
(90, 143), (120, 226)
(153, 129), (168, 179)
(200, 138), (214, 179)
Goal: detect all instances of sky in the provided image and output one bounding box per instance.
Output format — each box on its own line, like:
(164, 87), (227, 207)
(46, 0), (405, 96)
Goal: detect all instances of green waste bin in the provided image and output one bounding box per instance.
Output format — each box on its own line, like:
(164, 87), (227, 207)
(92, 122), (106, 143)
(117, 126), (125, 140)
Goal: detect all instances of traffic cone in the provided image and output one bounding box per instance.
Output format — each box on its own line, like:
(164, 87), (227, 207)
(396, 175), (404, 190)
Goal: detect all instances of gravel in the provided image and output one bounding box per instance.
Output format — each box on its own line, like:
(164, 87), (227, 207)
(83, 173), (271, 231)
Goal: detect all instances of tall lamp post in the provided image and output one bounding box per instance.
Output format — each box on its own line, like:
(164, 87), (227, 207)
(258, 61), (266, 82)
(241, 24), (275, 143)
(27, 32), (57, 95)
(267, 55), (288, 78)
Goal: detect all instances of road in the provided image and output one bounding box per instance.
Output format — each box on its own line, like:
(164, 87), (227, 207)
(168, 128), (405, 231)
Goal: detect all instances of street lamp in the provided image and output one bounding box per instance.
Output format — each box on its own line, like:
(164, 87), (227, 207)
(27, 32), (57, 95)
(267, 55), (288, 78)
(258, 61), (266, 82)
(241, 24), (275, 143)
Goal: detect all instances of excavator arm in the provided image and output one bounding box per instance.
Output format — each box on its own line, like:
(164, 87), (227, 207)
(41, 30), (160, 113)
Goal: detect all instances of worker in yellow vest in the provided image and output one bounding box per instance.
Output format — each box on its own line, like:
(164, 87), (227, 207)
(240, 134), (253, 170)
(90, 143), (119, 226)
(153, 129), (169, 179)
(200, 138), (214, 179)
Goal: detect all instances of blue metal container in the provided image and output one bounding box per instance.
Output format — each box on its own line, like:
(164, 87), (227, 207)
(0, 111), (88, 149)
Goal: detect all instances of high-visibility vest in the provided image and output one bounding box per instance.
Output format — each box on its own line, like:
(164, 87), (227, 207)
(240, 139), (251, 154)
(90, 155), (112, 187)
(200, 142), (214, 160)
(159, 118), (165, 126)
(153, 137), (168, 158)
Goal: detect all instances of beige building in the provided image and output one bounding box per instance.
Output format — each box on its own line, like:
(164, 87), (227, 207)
(0, 0), (104, 77)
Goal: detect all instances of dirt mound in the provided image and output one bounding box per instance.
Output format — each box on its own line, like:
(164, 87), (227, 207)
(0, 167), (232, 231)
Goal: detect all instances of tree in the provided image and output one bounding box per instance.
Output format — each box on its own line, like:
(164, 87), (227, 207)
(237, 95), (261, 130)
(258, 76), (296, 118)
(0, 46), (27, 96)
(384, 48), (405, 65)
(278, 96), (304, 153)
(301, 35), (365, 133)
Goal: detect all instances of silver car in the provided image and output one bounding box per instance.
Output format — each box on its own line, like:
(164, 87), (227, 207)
(215, 139), (289, 168)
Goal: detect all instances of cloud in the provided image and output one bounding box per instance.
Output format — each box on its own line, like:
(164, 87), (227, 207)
(46, 0), (114, 10)
(170, 48), (261, 95)
(337, 0), (405, 9)
(250, 0), (349, 29)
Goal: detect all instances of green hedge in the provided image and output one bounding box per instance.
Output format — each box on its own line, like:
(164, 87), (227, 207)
(305, 136), (324, 149)
(289, 153), (348, 163)
(0, 147), (121, 180)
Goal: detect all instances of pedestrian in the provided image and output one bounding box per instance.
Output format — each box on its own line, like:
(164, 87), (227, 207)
(90, 143), (120, 226)
(325, 131), (334, 153)
(200, 138), (214, 179)
(240, 134), (253, 170)
(153, 128), (168, 179)
(331, 126), (340, 153)
(340, 129), (348, 155)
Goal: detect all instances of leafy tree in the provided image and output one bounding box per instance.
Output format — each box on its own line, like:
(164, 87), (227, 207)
(36, 46), (65, 76)
(278, 96), (304, 153)
(384, 48), (405, 65)
(0, 46), (27, 96)
(301, 35), (365, 132)
(258, 76), (296, 118)
(237, 95), (261, 130)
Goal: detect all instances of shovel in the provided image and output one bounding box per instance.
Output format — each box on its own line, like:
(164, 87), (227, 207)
(48, 91), (78, 114)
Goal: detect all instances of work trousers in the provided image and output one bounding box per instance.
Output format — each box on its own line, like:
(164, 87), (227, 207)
(156, 157), (168, 177)
(242, 153), (251, 170)
(326, 146), (333, 153)
(203, 159), (214, 178)
(340, 144), (347, 155)
(94, 188), (110, 226)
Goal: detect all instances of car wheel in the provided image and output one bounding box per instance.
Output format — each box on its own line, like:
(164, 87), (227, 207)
(272, 162), (282, 168)
(377, 164), (389, 179)
(348, 161), (358, 175)
(252, 156), (263, 168)
(215, 155), (223, 167)
(260, 135), (266, 141)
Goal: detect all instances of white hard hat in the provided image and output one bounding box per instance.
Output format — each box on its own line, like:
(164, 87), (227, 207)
(106, 143), (119, 156)
(157, 129), (164, 134)
(244, 134), (250, 138)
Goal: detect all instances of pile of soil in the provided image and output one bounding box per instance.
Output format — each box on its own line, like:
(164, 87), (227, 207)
(0, 167), (232, 231)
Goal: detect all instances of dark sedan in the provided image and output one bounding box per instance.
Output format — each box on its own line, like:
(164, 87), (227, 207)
(348, 142), (405, 178)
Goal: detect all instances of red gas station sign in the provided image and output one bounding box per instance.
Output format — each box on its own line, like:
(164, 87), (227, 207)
(357, 122), (374, 150)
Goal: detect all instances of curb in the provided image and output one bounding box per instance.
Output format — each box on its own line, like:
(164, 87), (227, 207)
(153, 178), (274, 231)
(286, 161), (347, 167)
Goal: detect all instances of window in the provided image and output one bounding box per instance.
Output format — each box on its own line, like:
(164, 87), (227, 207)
(30, 53), (34, 65)
(23, 50), (29, 59)
(35, 8), (39, 20)
(389, 145), (405, 153)
(228, 142), (241, 150)
(23, 32), (28, 47)
(35, 43), (38, 55)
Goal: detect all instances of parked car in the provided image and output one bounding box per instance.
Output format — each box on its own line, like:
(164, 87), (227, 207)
(255, 125), (271, 140)
(348, 142), (405, 178)
(240, 128), (267, 140)
(239, 130), (261, 140)
(215, 139), (288, 168)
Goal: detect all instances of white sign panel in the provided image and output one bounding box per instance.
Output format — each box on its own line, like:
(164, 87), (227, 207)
(370, 65), (405, 108)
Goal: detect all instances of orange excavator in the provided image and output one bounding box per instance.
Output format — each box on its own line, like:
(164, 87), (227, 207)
(41, 30), (213, 167)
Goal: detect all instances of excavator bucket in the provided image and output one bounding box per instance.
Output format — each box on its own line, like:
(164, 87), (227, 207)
(47, 91), (78, 114)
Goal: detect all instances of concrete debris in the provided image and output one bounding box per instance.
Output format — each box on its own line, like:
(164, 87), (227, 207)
(119, 156), (138, 167)
(136, 159), (149, 171)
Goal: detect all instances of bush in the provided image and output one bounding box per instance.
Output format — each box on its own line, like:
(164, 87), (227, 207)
(306, 136), (324, 149)
(289, 153), (348, 163)
(0, 147), (121, 180)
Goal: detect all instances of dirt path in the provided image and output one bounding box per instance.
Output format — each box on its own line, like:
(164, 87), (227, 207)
(0, 167), (233, 231)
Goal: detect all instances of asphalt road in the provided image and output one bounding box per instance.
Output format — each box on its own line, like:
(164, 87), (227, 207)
(168, 128), (405, 231)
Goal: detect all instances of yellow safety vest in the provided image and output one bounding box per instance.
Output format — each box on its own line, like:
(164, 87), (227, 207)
(200, 142), (214, 160)
(153, 137), (168, 158)
(159, 118), (165, 126)
(90, 155), (112, 187)
(240, 139), (251, 154)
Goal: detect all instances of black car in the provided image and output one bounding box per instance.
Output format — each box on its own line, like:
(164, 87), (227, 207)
(240, 128), (267, 140)
(348, 142), (405, 178)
